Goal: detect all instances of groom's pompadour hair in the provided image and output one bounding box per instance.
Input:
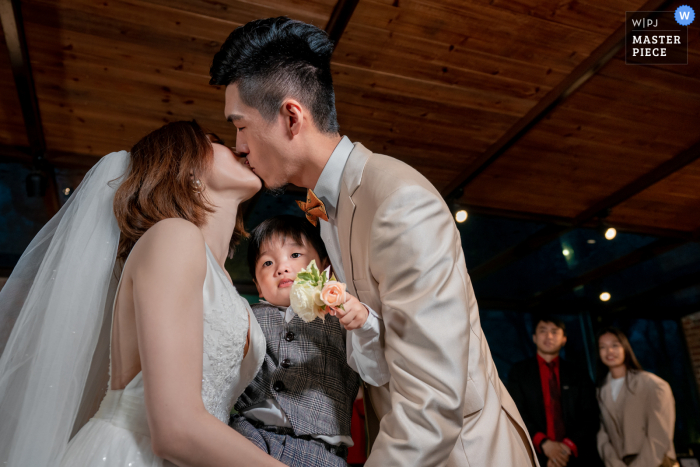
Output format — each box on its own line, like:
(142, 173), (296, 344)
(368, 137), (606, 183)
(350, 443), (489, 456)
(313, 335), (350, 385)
(209, 16), (339, 135)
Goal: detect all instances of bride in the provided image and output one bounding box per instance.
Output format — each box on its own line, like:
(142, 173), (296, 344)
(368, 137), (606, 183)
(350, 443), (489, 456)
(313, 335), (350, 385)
(0, 121), (285, 467)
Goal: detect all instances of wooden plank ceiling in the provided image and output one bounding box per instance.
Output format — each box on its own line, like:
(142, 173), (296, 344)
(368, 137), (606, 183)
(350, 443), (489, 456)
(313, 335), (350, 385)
(0, 19), (27, 147)
(1, 0), (699, 234)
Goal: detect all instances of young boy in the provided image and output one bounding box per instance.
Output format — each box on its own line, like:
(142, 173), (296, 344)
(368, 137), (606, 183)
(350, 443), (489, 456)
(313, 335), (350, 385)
(231, 215), (389, 467)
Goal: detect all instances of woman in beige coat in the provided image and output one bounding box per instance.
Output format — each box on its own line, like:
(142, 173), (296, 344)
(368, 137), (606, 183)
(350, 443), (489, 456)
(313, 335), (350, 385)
(596, 327), (677, 467)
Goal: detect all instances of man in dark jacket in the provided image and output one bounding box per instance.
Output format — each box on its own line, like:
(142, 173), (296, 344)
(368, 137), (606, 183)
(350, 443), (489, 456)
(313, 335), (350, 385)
(508, 316), (602, 467)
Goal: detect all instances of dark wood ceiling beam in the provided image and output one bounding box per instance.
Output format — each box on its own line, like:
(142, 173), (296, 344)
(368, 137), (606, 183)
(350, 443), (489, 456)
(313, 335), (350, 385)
(0, 0), (45, 156)
(441, 0), (674, 201)
(573, 139), (700, 224)
(0, 145), (99, 169)
(608, 269), (700, 315)
(528, 237), (687, 308)
(468, 137), (700, 281)
(454, 203), (573, 226)
(692, 223), (700, 242)
(454, 202), (694, 240)
(325, 0), (359, 47)
(1, 0), (63, 214)
(597, 221), (693, 241)
(608, 304), (698, 321)
(470, 224), (572, 281)
(0, 145), (33, 165)
(475, 296), (697, 320)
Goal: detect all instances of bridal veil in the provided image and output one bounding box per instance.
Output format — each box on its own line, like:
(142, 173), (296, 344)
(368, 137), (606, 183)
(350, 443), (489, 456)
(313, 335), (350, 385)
(0, 151), (129, 466)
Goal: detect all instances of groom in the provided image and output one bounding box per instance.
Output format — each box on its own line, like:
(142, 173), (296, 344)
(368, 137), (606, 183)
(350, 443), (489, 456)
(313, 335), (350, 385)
(210, 17), (537, 467)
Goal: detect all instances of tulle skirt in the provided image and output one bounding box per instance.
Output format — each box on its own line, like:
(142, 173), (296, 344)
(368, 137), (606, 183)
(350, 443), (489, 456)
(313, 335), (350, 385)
(60, 417), (164, 467)
(59, 385), (167, 467)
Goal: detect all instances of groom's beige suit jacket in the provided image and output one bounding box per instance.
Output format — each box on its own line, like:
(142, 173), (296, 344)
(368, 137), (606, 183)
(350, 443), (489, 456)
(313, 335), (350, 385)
(334, 143), (538, 467)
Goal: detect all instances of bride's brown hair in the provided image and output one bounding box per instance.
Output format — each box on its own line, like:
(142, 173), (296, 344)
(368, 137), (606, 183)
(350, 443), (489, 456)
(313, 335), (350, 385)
(114, 120), (248, 260)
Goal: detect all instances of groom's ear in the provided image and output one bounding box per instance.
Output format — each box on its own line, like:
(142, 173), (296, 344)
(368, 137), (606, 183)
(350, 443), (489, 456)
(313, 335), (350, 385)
(281, 99), (304, 137)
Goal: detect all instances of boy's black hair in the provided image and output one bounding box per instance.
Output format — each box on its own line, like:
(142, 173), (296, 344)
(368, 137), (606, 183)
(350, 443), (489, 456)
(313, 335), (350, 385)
(247, 215), (329, 279)
(533, 315), (567, 336)
(210, 16), (339, 134)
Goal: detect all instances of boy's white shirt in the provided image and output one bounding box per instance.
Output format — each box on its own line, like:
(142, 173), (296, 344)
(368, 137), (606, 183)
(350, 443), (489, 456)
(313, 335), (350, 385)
(240, 300), (389, 447)
(313, 136), (391, 387)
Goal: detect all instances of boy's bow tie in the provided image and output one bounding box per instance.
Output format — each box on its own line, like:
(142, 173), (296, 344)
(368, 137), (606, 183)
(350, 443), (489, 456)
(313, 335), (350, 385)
(296, 189), (329, 226)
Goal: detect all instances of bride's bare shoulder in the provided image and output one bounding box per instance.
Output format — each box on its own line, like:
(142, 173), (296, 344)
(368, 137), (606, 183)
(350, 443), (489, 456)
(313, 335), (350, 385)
(129, 219), (206, 275)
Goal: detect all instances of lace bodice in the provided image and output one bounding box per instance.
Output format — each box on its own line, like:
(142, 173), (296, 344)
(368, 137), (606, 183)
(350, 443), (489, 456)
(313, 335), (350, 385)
(92, 243), (265, 435)
(60, 244), (265, 467)
(201, 244), (263, 422)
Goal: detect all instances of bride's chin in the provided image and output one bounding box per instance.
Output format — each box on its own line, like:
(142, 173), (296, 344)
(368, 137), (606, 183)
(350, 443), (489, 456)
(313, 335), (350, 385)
(243, 180), (262, 199)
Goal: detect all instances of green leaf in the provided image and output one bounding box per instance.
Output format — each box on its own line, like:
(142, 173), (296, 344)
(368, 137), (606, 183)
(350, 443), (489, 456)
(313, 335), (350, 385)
(297, 272), (313, 281)
(307, 259), (318, 273)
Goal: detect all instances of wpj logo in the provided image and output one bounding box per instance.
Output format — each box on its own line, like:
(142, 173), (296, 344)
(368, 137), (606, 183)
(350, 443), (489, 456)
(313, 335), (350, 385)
(631, 18), (659, 28)
(625, 7), (691, 65)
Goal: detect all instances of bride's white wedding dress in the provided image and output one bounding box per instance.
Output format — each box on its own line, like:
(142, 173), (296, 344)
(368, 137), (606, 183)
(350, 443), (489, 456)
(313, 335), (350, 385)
(60, 244), (265, 466)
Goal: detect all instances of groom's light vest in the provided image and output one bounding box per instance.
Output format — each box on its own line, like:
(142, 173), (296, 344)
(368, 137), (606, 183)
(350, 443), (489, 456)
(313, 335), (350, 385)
(235, 302), (360, 437)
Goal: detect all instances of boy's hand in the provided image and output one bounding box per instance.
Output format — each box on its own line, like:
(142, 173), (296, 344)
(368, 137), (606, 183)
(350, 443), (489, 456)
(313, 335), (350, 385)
(330, 294), (368, 330)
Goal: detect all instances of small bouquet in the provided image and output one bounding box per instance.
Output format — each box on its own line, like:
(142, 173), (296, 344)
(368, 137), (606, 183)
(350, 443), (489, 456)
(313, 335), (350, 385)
(290, 260), (347, 323)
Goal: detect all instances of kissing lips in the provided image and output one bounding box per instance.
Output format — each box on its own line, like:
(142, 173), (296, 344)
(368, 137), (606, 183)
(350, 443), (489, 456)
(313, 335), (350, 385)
(244, 158), (256, 172)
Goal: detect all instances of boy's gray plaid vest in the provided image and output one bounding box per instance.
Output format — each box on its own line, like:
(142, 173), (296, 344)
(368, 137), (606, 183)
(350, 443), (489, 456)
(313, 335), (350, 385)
(235, 302), (360, 436)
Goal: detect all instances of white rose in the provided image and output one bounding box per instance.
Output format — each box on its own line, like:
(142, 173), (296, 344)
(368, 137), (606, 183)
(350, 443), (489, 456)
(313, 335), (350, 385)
(290, 282), (317, 323)
(313, 288), (325, 308)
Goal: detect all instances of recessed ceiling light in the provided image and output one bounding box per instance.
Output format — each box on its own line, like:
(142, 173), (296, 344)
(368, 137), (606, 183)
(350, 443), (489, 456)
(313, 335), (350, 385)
(562, 249), (571, 256)
(600, 292), (611, 302)
(587, 239), (596, 244)
(63, 187), (71, 196)
(605, 228), (617, 240)
(455, 210), (468, 223)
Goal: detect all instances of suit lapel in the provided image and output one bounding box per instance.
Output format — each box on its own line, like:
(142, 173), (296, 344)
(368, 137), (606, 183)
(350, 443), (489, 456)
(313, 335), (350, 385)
(600, 374), (623, 437)
(336, 143), (371, 295)
(616, 373), (634, 419)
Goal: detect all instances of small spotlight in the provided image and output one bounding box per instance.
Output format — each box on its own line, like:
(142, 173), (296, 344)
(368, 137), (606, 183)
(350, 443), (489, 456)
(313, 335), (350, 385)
(63, 187), (71, 196)
(562, 249), (571, 256)
(600, 292), (611, 302)
(587, 239), (596, 244)
(605, 228), (617, 240)
(455, 210), (468, 223)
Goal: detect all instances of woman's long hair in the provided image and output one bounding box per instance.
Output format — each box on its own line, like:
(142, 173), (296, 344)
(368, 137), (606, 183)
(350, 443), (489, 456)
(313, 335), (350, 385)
(113, 120), (248, 260)
(595, 327), (644, 391)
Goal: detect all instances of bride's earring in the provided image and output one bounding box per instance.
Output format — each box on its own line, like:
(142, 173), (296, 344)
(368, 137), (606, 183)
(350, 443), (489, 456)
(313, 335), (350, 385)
(191, 179), (203, 194)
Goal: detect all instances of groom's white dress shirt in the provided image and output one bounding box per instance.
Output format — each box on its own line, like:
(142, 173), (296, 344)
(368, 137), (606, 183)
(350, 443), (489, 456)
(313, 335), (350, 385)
(314, 136), (391, 388)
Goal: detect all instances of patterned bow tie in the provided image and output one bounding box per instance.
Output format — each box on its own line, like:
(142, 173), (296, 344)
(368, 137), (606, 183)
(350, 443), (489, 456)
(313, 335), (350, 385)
(296, 189), (329, 227)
